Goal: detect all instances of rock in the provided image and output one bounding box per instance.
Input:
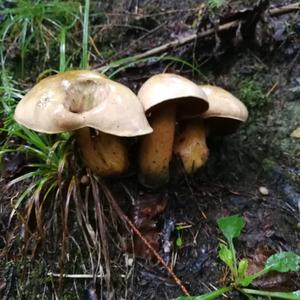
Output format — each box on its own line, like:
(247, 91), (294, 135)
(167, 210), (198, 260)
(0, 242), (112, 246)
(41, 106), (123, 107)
(259, 186), (269, 196)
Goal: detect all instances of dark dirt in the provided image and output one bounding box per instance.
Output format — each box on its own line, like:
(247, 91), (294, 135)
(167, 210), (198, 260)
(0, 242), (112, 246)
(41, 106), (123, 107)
(0, 0), (300, 299)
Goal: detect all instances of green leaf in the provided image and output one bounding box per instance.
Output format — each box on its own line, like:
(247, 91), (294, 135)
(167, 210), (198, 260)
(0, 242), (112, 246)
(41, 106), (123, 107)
(218, 243), (233, 270)
(172, 287), (232, 300)
(239, 275), (255, 287)
(207, 0), (225, 9)
(265, 252), (300, 273)
(238, 258), (249, 279)
(81, 0), (90, 69)
(176, 236), (183, 247)
(217, 215), (245, 242)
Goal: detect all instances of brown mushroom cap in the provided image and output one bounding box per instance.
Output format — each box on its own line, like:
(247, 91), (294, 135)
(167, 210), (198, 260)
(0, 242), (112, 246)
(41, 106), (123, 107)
(138, 73), (208, 116)
(137, 73), (208, 188)
(200, 85), (248, 135)
(14, 70), (152, 136)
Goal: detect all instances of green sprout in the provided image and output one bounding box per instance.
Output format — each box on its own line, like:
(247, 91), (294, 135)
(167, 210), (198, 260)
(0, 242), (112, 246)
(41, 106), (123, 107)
(175, 224), (185, 248)
(0, 0), (80, 76)
(173, 215), (300, 300)
(207, 0), (225, 10)
(175, 223), (193, 248)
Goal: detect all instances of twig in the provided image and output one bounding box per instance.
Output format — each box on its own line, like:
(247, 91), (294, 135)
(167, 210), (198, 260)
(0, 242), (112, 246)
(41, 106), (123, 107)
(134, 20), (239, 60)
(100, 182), (191, 297)
(47, 273), (104, 279)
(287, 49), (300, 77)
(96, 2), (300, 71)
(269, 2), (300, 15)
(266, 81), (279, 97)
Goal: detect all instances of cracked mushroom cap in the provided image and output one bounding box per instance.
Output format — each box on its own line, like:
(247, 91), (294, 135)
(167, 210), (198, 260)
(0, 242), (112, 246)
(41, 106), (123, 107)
(138, 73), (209, 117)
(14, 70), (152, 136)
(200, 85), (248, 135)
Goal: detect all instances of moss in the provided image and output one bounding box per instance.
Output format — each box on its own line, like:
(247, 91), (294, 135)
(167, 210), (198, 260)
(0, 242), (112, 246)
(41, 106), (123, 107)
(237, 79), (269, 110)
(262, 158), (277, 171)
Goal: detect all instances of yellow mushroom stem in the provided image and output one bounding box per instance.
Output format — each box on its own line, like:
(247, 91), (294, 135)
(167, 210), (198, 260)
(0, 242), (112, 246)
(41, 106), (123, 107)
(174, 119), (209, 174)
(139, 102), (176, 188)
(75, 127), (129, 176)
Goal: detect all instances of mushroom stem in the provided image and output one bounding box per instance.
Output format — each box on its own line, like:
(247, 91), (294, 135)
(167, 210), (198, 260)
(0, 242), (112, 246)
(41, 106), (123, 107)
(75, 128), (129, 176)
(174, 119), (209, 174)
(139, 102), (176, 188)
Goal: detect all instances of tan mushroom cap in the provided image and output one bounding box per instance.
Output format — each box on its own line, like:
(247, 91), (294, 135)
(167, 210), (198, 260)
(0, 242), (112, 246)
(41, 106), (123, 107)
(200, 85), (248, 134)
(14, 70), (152, 137)
(138, 73), (208, 117)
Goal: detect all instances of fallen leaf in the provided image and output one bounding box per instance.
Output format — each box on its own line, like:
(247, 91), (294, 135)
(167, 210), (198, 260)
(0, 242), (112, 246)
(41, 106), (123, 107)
(290, 128), (300, 138)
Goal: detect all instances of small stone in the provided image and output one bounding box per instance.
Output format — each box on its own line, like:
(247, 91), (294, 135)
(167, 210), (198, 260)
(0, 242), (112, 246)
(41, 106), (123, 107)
(80, 175), (90, 185)
(124, 254), (134, 267)
(259, 186), (269, 196)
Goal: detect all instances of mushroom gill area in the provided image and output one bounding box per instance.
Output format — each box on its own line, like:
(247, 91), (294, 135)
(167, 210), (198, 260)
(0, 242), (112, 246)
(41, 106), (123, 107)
(63, 79), (109, 113)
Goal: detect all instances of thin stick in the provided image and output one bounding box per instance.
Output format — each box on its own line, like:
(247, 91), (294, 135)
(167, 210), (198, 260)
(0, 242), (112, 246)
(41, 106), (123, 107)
(48, 273), (103, 279)
(132, 20), (239, 60)
(96, 2), (300, 71)
(101, 182), (191, 297)
(266, 81), (279, 97)
(269, 2), (300, 15)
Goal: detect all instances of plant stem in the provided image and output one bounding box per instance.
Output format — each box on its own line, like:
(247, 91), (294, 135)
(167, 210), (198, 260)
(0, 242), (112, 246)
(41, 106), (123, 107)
(59, 28), (66, 72)
(240, 288), (300, 300)
(244, 268), (269, 284)
(229, 240), (238, 280)
(198, 286), (232, 300)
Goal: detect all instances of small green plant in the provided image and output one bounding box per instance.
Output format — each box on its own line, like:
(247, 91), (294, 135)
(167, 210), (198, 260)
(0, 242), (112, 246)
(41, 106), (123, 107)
(1, 126), (72, 218)
(0, 0), (93, 225)
(0, 0), (80, 75)
(207, 0), (225, 10)
(0, 70), (22, 132)
(238, 79), (269, 110)
(173, 215), (300, 300)
(0, 70), (72, 222)
(175, 224), (186, 247)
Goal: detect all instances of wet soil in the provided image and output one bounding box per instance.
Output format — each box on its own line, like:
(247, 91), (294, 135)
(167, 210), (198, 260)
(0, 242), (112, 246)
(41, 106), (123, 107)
(0, 1), (299, 299)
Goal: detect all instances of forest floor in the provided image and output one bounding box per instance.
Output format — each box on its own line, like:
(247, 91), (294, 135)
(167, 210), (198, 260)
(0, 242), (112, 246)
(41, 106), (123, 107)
(0, 1), (299, 299)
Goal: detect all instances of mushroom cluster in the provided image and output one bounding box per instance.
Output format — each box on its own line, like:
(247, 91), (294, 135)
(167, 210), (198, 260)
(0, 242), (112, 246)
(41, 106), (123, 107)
(137, 75), (248, 187)
(14, 71), (248, 186)
(137, 73), (209, 188)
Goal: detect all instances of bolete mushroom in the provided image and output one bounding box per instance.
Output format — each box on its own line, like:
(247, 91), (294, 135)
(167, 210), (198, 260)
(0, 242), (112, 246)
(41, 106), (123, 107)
(137, 73), (209, 188)
(174, 84), (248, 174)
(14, 70), (152, 176)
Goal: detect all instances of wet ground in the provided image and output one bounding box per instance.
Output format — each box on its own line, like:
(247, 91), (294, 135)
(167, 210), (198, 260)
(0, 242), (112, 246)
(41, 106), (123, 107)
(0, 0), (300, 299)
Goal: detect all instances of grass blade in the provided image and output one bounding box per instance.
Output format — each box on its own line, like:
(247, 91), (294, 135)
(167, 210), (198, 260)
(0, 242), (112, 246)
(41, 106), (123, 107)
(81, 0), (90, 69)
